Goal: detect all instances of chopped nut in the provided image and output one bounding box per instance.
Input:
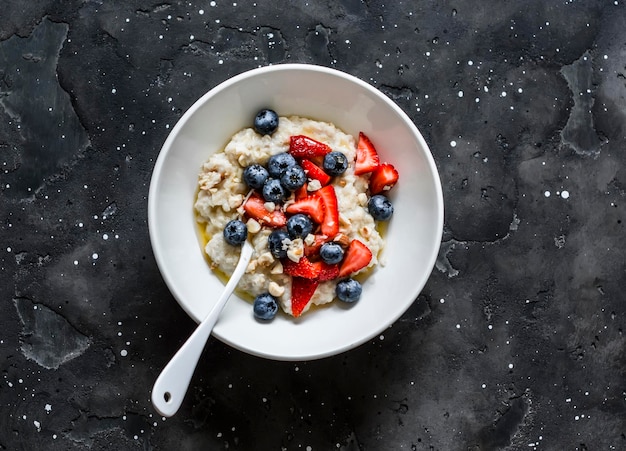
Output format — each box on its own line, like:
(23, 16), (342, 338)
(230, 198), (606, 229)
(333, 233), (350, 247)
(338, 178), (347, 187)
(286, 238), (304, 262)
(268, 281), (285, 297)
(264, 201), (276, 212)
(270, 261), (284, 274)
(304, 233), (316, 246)
(307, 179), (322, 191)
(360, 226), (372, 238)
(357, 192), (368, 206)
(257, 251), (275, 267)
(246, 218), (262, 234)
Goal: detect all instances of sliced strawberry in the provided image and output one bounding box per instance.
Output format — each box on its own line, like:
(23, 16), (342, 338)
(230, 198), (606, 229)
(311, 261), (340, 281)
(289, 135), (332, 159)
(283, 255), (321, 279)
(291, 277), (319, 317)
(338, 239), (373, 277)
(242, 193), (286, 227)
(285, 194), (324, 224)
(317, 185), (339, 237)
(354, 132), (380, 175)
(300, 159), (332, 186)
(304, 234), (329, 256)
(294, 183), (308, 201)
(369, 163), (399, 194)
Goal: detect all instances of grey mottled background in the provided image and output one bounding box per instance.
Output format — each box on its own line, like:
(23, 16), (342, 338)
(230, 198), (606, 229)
(1, 1), (624, 450)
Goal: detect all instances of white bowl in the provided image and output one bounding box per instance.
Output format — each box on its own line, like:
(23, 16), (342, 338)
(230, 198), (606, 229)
(148, 64), (443, 361)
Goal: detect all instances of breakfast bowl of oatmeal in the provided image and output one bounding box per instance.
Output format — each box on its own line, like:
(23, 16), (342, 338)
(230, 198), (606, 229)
(148, 64), (443, 360)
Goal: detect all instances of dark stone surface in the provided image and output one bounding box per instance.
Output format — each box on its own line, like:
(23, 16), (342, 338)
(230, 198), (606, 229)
(1, 1), (624, 450)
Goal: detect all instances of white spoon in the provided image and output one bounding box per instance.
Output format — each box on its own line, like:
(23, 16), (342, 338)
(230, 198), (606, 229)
(151, 240), (254, 417)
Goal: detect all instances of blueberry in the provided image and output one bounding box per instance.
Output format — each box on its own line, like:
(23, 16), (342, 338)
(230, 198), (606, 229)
(243, 164), (269, 190)
(322, 151), (348, 176)
(286, 214), (313, 239)
(262, 178), (288, 203)
(280, 164), (306, 191)
(267, 152), (296, 178)
(223, 219), (248, 246)
(319, 242), (344, 265)
(253, 293), (279, 320)
(367, 194), (394, 221)
(335, 278), (362, 303)
(267, 229), (290, 259)
(254, 109), (279, 136)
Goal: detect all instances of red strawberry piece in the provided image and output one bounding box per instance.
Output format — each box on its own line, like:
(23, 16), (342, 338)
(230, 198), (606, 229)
(289, 135), (332, 159)
(354, 132), (380, 175)
(285, 194), (324, 224)
(338, 239), (373, 277)
(294, 183), (308, 201)
(304, 234), (329, 256)
(317, 185), (339, 237)
(283, 255), (321, 279)
(369, 163), (399, 195)
(311, 261), (340, 281)
(291, 276), (320, 317)
(300, 159), (332, 186)
(242, 193), (286, 227)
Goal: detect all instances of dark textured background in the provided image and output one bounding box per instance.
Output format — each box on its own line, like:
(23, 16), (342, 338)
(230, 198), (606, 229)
(1, 1), (625, 450)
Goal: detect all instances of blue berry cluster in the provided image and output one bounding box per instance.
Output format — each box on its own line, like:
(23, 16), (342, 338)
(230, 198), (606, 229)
(243, 152), (306, 205)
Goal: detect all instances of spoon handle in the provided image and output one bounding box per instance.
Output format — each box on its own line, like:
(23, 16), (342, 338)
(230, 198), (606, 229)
(151, 240), (254, 417)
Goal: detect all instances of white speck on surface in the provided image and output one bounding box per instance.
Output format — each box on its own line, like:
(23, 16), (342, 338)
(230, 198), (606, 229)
(482, 383), (486, 389)
(33, 420), (41, 431)
(544, 191), (551, 197)
(111, 88), (117, 94)
(456, 324), (461, 329)
(450, 140), (457, 147)
(501, 91), (507, 97)
(73, 260), (79, 266)
(458, 90), (464, 97)
(440, 298), (445, 303)
(103, 234), (109, 240)
(508, 363), (514, 369)
(45, 404), (52, 413)
(561, 190), (570, 199)
(120, 349), (128, 357)
(92, 253), (98, 260)
(199, 9), (204, 14)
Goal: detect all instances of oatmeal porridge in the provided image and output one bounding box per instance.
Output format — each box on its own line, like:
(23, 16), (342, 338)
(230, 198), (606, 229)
(194, 113), (398, 318)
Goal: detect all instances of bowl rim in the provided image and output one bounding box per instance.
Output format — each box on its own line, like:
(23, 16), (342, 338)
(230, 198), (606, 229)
(148, 63), (444, 360)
